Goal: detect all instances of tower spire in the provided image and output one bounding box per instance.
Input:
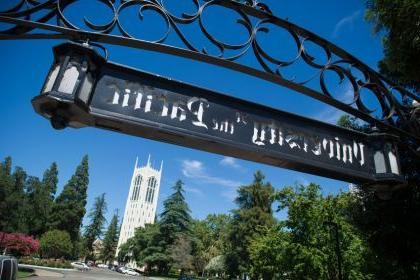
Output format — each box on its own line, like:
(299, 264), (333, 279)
(147, 154), (151, 167)
(134, 156), (138, 170)
(160, 160), (163, 173)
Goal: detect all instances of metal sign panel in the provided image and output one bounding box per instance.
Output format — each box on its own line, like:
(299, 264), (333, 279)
(32, 43), (404, 185)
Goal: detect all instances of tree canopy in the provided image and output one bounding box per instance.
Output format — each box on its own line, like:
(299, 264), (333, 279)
(39, 230), (72, 259)
(26, 163), (59, 237)
(159, 180), (192, 241)
(118, 180), (192, 274)
(338, 115), (420, 279)
(100, 210), (119, 264)
(0, 158), (28, 234)
(225, 171), (275, 278)
(0, 156), (91, 260)
(84, 193), (107, 261)
(366, 0), (420, 91)
(49, 155), (89, 244)
(268, 184), (372, 280)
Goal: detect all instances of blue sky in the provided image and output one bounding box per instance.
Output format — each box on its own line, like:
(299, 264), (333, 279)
(0, 0), (384, 227)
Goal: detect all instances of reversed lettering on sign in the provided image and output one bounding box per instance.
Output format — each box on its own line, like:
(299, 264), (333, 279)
(251, 121), (366, 166)
(106, 82), (367, 170)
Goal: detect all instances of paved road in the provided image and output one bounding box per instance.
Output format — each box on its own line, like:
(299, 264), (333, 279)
(27, 267), (149, 280)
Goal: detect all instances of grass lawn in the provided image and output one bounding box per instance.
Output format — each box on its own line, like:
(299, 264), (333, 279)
(17, 270), (34, 278)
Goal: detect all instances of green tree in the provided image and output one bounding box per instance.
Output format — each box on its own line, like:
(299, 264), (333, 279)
(225, 171), (275, 278)
(336, 115), (369, 132)
(49, 155), (89, 244)
(170, 234), (194, 276)
(0, 157), (28, 233)
(158, 180), (192, 273)
(338, 115), (420, 279)
(84, 193), (107, 261)
(130, 223), (169, 274)
(41, 163), (59, 234)
(249, 225), (289, 280)
(205, 255), (227, 277)
(125, 180), (192, 274)
(345, 180), (420, 279)
(74, 233), (89, 261)
(42, 162), (58, 198)
(190, 220), (210, 275)
(0, 158), (59, 237)
(360, 3), (420, 274)
(26, 176), (44, 236)
(159, 180), (192, 243)
(260, 183), (373, 280)
(204, 214), (231, 253)
(117, 239), (134, 264)
(11, 167), (28, 233)
(26, 163), (59, 237)
(100, 210), (119, 264)
(39, 230), (72, 259)
(366, 0), (420, 91)
(191, 214), (231, 276)
(0, 157), (12, 232)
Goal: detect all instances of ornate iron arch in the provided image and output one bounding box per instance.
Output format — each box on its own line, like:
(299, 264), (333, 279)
(0, 0), (419, 140)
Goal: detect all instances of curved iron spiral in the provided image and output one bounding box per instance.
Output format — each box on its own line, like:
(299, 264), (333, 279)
(0, 0), (418, 139)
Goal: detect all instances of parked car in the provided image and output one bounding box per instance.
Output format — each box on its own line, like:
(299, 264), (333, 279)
(97, 263), (108, 268)
(109, 264), (117, 271)
(124, 268), (140, 276)
(133, 267), (143, 274)
(71, 262), (90, 271)
(116, 266), (127, 273)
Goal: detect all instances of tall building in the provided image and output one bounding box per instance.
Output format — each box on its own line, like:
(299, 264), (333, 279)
(117, 155), (162, 256)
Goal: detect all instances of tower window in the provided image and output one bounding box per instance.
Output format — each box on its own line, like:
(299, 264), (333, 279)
(131, 175), (143, 200)
(145, 177), (157, 203)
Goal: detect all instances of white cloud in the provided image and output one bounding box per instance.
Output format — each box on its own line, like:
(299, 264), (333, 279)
(182, 160), (204, 177)
(220, 156), (243, 170)
(341, 81), (356, 102)
(313, 107), (344, 124)
(296, 177), (310, 186)
(181, 159), (242, 189)
(221, 188), (238, 201)
(313, 80), (355, 124)
(332, 10), (361, 38)
(184, 186), (204, 196)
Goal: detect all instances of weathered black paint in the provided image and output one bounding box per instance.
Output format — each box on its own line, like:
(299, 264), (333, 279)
(32, 43), (404, 185)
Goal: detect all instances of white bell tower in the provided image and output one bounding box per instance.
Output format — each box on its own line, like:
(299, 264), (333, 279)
(117, 155), (163, 254)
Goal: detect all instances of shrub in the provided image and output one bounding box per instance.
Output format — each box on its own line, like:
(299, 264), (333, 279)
(0, 232), (39, 257)
(19, 257), (72, 269)
(205, 255), (226, 275)
(39, 230), (72, 259)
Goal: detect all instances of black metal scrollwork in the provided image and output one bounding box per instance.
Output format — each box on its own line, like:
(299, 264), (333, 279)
(0, 0), (419, 139)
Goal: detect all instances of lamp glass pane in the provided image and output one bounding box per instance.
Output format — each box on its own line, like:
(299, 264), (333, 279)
(374, 151), (386, 173)
(58, 66), (79, 94)
(78, 73), (93, 103)
(43, 65), (60, 93)
(388, 150), (399, 175)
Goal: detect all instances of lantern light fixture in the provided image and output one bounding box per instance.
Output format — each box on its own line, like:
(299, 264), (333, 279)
(33, 42), (105, 129)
